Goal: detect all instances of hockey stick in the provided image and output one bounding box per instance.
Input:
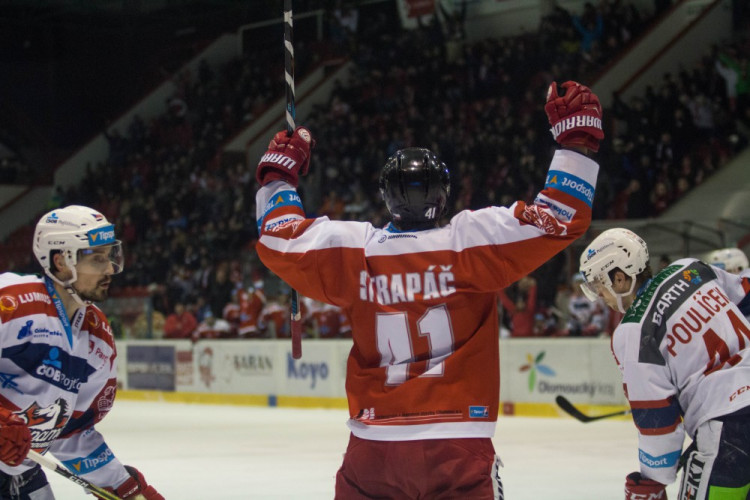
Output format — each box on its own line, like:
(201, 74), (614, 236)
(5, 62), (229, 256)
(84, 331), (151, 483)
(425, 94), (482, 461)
(284, 0), (303, 359)
(557, 396), (693, 473)
(555, 395), (632, 423)
(27, 450), (122, 500)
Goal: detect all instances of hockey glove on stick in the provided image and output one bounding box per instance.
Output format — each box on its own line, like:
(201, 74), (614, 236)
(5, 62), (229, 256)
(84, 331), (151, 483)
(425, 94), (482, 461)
(0, 407), (31, 466)
(97, 465), (164, 500)
(256, 126), (315, 187)
(545, 81), (604, 152)
(624, 471), (667, 500)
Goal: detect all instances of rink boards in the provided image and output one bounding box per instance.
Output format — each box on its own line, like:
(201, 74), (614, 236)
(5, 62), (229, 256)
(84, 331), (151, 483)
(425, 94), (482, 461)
(116, 338), (628, 417)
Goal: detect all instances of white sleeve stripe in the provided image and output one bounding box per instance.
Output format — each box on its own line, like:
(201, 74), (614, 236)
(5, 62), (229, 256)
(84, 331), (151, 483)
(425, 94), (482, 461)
(549, 149), (599, 186)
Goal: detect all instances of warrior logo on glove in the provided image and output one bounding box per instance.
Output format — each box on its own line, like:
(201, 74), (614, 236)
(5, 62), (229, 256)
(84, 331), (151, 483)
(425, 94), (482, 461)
(545, 81), (604, 153)
(256, 126), (315, 187)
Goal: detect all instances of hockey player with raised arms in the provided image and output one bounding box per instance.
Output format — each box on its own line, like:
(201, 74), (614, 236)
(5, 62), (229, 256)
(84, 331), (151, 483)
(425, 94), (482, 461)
(255, 81), (603, 498)
(0, 206), (163, 499)
(579, 228), (750, 500)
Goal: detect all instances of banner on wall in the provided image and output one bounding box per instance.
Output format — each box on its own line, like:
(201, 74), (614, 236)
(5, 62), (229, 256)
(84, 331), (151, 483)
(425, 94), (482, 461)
(396, 0), (435, 29)
(126, 345), (175, 391)
(500, 339), (625, 406)
(281, 341), (344, 397)
(189, 341), (277, 394)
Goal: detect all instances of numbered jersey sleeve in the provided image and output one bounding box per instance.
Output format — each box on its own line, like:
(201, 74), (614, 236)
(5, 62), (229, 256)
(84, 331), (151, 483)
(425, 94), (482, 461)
(255, 149), (598, 440)
(612, 258), (750, 484)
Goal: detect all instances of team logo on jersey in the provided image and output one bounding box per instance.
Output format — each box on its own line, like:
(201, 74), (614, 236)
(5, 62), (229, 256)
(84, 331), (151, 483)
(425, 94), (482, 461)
(517, 204), (567, 236)
(0, 372), (22, 394)
(97, 382), (116, 413)
(20, 398), (71, 449)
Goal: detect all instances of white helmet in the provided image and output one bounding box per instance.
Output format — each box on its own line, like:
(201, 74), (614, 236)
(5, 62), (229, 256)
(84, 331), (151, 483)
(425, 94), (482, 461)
(706, 247), (748, 274)
(579, 228), (650, 312)
(33, 206), (124, 289)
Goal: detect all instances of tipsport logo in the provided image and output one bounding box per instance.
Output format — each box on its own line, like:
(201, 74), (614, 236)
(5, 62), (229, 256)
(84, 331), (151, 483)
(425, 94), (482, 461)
(519, 351), (556, 392)
(86, 224), (116, 246)
(63, 443), (115, 475)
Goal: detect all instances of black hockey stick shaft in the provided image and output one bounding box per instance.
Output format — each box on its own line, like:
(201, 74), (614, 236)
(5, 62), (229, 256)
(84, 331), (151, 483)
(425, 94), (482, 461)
(284, 0), (303, 359)
(28, 450), (122, 500)
(555, 395), (632, 423)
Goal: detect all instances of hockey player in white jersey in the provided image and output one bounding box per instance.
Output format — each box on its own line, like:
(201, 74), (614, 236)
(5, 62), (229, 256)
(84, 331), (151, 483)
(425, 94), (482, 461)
(0, 206), (163, 499)
(579, 228), (750, 500)
(705, 247), (749, 275)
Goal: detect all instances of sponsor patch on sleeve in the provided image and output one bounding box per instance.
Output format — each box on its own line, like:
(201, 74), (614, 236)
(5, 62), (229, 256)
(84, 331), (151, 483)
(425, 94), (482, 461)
(544, 170), (595, 207)
(534, 193), (577, 222)
(638, 448), (681, 469)
(257, 190), (304, 233)
(61, 443), (115, 475)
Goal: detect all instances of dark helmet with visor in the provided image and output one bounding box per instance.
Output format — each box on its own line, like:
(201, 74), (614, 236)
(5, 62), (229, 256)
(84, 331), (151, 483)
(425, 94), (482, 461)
(379, 148), (450, 230)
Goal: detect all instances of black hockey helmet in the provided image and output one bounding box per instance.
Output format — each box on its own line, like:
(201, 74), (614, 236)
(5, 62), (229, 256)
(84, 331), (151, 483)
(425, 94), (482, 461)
(379, 148), (450, 230)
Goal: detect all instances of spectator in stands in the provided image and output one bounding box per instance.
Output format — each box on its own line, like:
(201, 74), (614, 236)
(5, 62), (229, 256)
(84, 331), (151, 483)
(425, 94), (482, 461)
(194, 311), (232, 340)
(163, 301), (198, 339)
(498, 276), (538, 337)
(222, 287), (242, 336)
(306, 299), (349, 339)
(260, 293), (291, 339)
(237, 281), (266, 338)
(132, 309), (166, 339)
(532, 308), (564, 336)
(567, 273), (609, 336)
(4, 2), (743, 326)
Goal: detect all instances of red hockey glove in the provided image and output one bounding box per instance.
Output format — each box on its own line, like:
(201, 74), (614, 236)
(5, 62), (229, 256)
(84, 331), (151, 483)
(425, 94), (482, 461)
(545, 81), (604, 152)
(0, 407), (31, 466)
(624, 471), (667, 500)
(97, 465), (164, 500)
(256, 126), (315, 187)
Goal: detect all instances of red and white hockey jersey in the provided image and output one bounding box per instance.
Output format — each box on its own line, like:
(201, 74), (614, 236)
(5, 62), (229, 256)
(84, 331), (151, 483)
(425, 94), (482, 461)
(256, 149), (598, 441)
(0, 273), (130, 488)
(612, 258), (750, 484)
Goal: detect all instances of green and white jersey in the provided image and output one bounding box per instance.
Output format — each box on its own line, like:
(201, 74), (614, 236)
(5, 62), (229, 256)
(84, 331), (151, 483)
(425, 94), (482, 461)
(612, 258), (750, 484)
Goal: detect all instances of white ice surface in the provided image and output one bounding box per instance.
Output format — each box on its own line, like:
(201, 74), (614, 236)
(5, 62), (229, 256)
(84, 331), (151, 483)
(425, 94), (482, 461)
(46, 400), (682, 499)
